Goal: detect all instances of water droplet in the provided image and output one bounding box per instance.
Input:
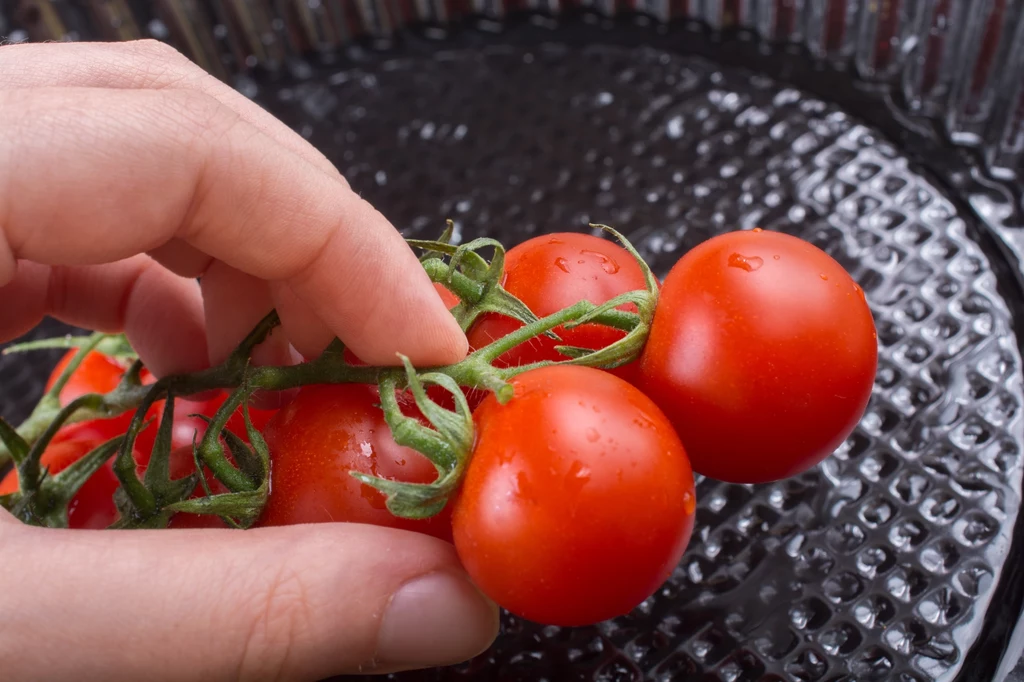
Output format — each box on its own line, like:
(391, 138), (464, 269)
(554, 257), (571, 273)
(773, 254), (781, 260)
(820, 273), (829, 281)
(548, 237), (564, 245)
(682, 491), (696, 515)
(728, 253), (763, 272)
(752, 227), (763, 233)
(359, 442), (373, 458)
(580, 249), (621, 274)
(565, 461), (592, 494)
(585, 428), (600, 443)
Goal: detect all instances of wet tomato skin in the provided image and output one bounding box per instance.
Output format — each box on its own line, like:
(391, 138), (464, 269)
(451, 365), (696, 626)
(256, 384), (453, 541)
(466, 232), (651, 386)
(638, 229), (878, 484)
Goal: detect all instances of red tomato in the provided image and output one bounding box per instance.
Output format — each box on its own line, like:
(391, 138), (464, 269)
(433, 282), (460, 310)
(46, 350), (156, 443)
(0, 435), (121, 529)
(638, 229), (878, 484)
(255, 384), (453, 541)
(465, 233), (650, 387)
(45, 349), (141, 400)
(451, 365), (696, 626)
(45, 350), (275, 463)
(134, 392), (277, 465)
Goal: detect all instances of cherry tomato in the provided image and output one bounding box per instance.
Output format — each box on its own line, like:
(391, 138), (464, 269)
(256, 384), (453, 541)
(433, 282), (460, 310)
(45, 349), (143, 399)
(0, 435), (121, 529)
(45, 350), (275, 463)
(451, 365), (696, 626)
(638, 229), (878, 484)
(134, 393), (277, 465)
(45, 350), (156, 443)
(465, 233), (650, 387)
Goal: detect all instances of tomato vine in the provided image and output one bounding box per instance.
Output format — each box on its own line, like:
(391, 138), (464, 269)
(0, 224), (658, 530)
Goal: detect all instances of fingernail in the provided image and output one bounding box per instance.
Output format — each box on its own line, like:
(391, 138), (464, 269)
(377, 572), (499, 669)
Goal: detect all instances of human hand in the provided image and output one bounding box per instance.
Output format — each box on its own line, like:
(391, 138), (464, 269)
(0, 40), (498, 681)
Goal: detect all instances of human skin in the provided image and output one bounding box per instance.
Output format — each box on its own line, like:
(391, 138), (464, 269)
(0, 40), (498, 681)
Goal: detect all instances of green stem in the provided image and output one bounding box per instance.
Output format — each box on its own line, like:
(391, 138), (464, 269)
(422, 259), (486, 303)
(196, 386), (257, 493)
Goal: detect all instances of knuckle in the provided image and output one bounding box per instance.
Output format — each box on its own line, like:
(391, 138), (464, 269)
(129, 39), (191, 66)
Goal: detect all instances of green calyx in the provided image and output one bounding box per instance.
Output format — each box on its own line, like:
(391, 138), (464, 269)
(351, 359), (474, 520)
(0, 224), (658, 528)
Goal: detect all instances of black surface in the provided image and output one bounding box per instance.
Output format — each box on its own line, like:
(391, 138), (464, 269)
(4, 24), (1024, 682)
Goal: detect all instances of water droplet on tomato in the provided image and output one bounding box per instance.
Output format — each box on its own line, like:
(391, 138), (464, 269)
(752, 227), (763, 233)
(549, 237), (564, 244)
(554, 257), (571, 273)
(773, 254), (781, 260)
(585, 428), (600, 442)
(579, 249), (621, 274)
(565, 461), (592, 493)
(682, 491), (696, 515)
(727, 253), (763, 272)
(820, 273), (829, 281)
(359, 442), (373, 458)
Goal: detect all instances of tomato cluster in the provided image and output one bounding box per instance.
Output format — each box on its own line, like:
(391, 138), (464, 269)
(2, 228), (877, 627)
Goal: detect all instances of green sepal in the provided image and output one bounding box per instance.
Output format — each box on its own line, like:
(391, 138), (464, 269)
(2, 333), (137, 360)
(0, 418), (30, 466)
(196, 385), (256, 493)
(164, 489), (266, 526)
(553, 345), (595, 359)
(5, 435), (124, 528)
(357, 364), (475, 520)
(350, 474), (450, 519)
(143, 392), (177, 491)
(411, 220), (455, 264)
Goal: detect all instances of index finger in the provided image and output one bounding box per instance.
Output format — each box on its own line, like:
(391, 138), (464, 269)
(0, 86), (467, 367)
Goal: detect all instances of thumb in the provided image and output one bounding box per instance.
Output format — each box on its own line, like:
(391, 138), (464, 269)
(0, 518), (499, 682)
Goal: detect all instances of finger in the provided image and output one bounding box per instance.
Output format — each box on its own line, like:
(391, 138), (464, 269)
(271, 280), (334, 360)
(0, 256), (208, 376)
(147, 239), (212, 279)
(0, 522), (498, 682)
(0, 87), (467, 367)
(0, 40), (341, 180)
(200, 262), (301, 408)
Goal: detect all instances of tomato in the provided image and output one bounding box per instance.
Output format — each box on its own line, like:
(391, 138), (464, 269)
(45, 349), (276, 463)
(451, 365), (695, 626)
(45, 349), (144, 400)
(255, 384), (453, 541)
(0, 434), (121, 529)
(637, 229), (878, 484)
(466, 233), (651, 386)
(433, 282), (460, 310)
(45, 350), (156, 443)
(153, 445), (232, 529)
(136, 393), (277, 464)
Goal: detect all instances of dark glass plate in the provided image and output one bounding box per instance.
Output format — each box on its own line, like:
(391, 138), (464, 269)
(4, 19), (1024, 682)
